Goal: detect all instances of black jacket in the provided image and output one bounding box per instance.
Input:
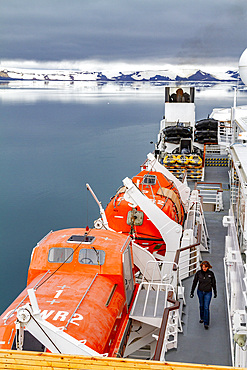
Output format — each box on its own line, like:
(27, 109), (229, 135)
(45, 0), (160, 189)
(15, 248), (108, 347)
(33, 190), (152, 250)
(191, 269), (217, 296)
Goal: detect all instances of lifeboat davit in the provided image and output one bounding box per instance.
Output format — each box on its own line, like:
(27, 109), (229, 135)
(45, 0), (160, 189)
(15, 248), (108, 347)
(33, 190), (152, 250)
(0, 228), (136, 357)
(104, 170), (185, 255)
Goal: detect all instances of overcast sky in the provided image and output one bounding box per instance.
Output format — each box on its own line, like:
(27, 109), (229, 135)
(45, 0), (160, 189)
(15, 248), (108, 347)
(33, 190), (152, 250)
(1, 0), (247, 70)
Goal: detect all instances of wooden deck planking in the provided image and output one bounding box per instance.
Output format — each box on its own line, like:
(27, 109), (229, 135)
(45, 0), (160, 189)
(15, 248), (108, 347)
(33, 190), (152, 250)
(0, 350), (245, 370)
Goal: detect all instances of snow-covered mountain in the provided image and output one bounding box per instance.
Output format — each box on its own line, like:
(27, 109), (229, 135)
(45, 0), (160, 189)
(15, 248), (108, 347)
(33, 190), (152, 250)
(0, 67), (241, 83)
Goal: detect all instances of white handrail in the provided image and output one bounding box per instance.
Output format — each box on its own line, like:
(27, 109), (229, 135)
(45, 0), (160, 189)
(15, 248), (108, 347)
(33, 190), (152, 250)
(132, 282), (175, 318)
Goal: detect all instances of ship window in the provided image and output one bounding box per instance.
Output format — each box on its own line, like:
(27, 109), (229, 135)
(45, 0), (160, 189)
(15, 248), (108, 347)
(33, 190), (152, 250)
(67, 235), (95, 244)
(48, 248), (73, 263)
(142, 174), (156, 185)
(79, 248), (105, 265)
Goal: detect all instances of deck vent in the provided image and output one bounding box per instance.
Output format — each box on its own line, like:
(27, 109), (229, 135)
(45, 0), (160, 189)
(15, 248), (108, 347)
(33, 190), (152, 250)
(67, 235), (95, 244)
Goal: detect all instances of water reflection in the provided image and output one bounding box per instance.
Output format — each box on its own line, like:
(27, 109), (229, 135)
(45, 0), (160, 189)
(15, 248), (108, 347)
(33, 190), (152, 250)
(1, 80), (247, 104)
(0, 82), (247, 315)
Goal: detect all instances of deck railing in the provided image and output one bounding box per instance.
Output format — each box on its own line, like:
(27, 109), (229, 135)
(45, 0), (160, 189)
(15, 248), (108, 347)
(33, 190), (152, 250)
(205, 143), (228, 155)
(223, 212), (247, 368)
(153, 291), (180, 361)
(130, 282), (175, 319)
(173, 242), (200, 280)
(142, 260), (179, 287)
(194, 182), (224, 212)
(184, 197), (209, 251)
(152, 243), (200, 360)
(218, 123), (233, 147)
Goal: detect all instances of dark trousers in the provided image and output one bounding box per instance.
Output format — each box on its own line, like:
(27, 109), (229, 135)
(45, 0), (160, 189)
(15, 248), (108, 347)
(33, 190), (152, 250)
(197, 289), (212, 326)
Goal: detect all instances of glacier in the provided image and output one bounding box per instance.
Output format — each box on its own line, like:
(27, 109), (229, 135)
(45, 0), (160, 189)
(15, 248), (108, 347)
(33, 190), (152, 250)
(0, 66), (241, 83)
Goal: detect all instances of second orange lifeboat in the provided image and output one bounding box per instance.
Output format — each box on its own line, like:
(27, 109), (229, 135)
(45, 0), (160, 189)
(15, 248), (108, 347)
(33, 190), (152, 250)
(104, 170), (185, 255)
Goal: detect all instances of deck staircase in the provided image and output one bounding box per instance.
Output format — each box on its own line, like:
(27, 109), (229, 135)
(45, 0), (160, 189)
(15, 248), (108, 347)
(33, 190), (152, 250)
(130, 283), (177, 328)
(124, 257), (184, 359)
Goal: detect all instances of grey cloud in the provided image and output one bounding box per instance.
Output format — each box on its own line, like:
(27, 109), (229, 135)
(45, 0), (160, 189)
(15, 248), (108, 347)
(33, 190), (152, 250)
(0, 0), (246, 63)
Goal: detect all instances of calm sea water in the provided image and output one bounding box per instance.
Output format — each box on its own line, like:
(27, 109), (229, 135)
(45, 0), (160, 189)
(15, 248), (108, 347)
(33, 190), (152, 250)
(1, 81), (246, 314)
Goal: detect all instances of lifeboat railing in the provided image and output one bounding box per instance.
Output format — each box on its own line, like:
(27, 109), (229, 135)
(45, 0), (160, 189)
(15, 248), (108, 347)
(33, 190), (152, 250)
(132, 175), (156, 203)
(14, 289), (102, 356)
(3, 270), (51, 324)
(64, 273), (99, 330)
(146, 152), (191, 205)
(132, 174), (171, 207)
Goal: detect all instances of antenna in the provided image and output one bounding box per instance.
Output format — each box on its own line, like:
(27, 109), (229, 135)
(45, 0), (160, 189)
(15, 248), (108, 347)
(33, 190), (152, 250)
(86, 183), (110, 230)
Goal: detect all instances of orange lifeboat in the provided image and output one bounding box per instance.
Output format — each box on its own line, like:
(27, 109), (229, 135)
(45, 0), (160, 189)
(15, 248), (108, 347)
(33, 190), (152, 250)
(105, 170), (185, 255)
(0, 228), (136, 357)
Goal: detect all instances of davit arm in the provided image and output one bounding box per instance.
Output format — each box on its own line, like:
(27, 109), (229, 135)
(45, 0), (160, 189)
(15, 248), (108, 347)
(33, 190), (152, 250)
(146, 152), (190, 206)
(123, 177), (182, 262)
(86, 183), (113, 231)
(15, 288), (103, 356)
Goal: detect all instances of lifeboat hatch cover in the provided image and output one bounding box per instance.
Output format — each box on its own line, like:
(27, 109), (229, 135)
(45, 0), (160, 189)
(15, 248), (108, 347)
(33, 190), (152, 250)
(67, 235), (95, 244)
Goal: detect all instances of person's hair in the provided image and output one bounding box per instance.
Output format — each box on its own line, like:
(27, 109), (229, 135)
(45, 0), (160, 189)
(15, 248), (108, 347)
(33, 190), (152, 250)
(200, 261), (212, 269)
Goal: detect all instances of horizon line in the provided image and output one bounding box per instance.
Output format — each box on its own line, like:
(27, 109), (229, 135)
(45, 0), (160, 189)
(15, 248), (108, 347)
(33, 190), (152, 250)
(0, 58), (238, 73)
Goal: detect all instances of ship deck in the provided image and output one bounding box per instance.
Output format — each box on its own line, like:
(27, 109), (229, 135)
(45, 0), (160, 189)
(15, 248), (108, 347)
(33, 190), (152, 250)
(0, 349), (241, 370)
(166, 166), (232, 366)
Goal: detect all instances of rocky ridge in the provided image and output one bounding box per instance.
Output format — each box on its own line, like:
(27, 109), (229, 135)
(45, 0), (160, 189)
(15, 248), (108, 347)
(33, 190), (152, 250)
(0, 68), (241, 83)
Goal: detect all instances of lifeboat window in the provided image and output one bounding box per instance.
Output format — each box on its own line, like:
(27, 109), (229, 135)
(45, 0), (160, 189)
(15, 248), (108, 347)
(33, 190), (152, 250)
(48, 248), (73, 263)
(67, 235), (95, 244)
(142, 174), (156, 185)
(79, 248), (105, 265)
(127, 209), (144, 226)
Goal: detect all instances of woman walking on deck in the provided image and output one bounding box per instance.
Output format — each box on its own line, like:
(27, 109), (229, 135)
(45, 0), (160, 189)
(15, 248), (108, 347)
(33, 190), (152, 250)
(190, 261), (217, 329)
